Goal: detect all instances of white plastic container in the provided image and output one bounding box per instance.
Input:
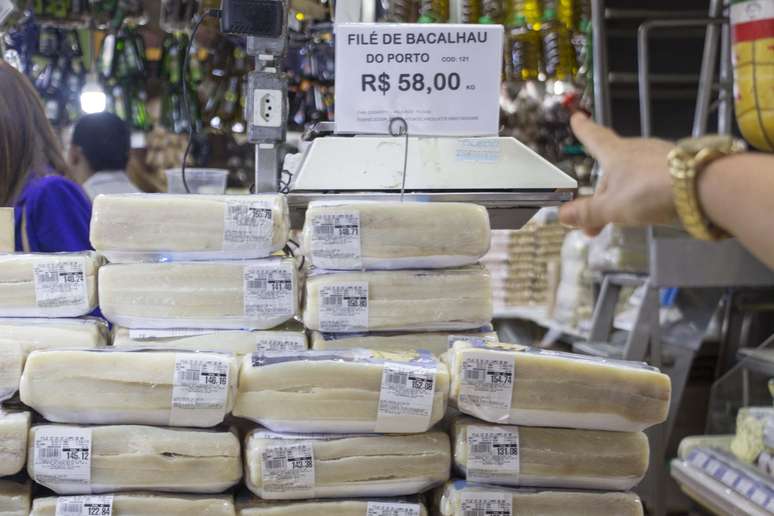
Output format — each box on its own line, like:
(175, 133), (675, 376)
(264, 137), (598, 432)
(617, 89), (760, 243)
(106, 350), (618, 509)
(165, 168), (228, 194)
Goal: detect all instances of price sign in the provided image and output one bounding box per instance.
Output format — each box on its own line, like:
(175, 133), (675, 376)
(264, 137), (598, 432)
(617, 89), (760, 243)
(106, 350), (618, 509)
(334, 23), (503, 136)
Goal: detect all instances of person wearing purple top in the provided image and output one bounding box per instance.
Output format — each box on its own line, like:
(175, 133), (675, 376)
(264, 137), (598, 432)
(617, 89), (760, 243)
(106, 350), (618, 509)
(0, 62), (92, 253)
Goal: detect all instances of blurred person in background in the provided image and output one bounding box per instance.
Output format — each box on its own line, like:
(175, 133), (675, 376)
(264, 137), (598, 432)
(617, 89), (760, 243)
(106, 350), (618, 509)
(0, 61), (91, 252)
(69, 111), (140, 199)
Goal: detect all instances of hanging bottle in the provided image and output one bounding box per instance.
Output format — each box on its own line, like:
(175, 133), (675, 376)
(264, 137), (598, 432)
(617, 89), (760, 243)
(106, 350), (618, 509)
(541, 7), (576, 80)
(418, 0), (449, 23)
(509, 15), (540, 81)
(506, 0), (541, 28)
(479, 0), (503, 25)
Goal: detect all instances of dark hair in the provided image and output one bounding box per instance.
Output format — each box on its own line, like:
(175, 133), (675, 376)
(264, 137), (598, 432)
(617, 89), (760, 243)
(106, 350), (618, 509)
(72, 112), (131, 173)
(0, 62), (73, 205)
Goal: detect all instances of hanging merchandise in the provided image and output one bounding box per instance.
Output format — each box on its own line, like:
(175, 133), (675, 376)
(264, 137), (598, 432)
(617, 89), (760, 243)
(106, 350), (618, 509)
(541, 7), (576, 80)
(419, 0), (450, 23)
(451, 0), (481, 24)
(378, 0), (419, 22)
(160, 32), (202, 134)
(508, 16), (541, 81)
(100, 28), (151, 130)
(505, 0), (540, 28)
(479, 0), (503, 24)
(731, 0), (774, 151)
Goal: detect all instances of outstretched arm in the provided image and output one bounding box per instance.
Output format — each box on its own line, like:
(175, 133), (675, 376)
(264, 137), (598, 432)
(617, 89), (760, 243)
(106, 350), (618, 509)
(559, 113), (774, 269)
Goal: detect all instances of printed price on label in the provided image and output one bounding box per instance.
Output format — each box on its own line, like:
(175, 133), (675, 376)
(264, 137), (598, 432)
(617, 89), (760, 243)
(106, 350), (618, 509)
(375, 361), (436, 432)
(244, 262), (295, 318)
(458, 351), (515, 419)
(33, 427), (92, 494)
(170, 353), (230, 426)
(460, 492), (512, 516)
(310, 211), (362, 269)
(223, 199), (274, 253)
(261, 443), (316, 497)
(366, 502), (421, 516)
(467, 425), (520, 483)
(318, 282), (369, 332)
(335, 24), (503, 136)
(33, 259), (88, 310)
(55, 495), (113, 516)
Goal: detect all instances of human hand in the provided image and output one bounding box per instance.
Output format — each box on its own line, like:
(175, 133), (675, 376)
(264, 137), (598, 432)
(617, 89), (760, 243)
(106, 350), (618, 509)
(559, 112), (677, 236)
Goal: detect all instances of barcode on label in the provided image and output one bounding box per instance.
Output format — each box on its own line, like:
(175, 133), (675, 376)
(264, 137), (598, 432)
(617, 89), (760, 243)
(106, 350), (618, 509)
(471, 442), (491, 454)
(324, 295), (343, 306)
(59, 503), (82, 515)
(265, 458), (286, 470)
(316, 224), (335, 236)
(464, 368), (484, 381)
(178, 368), (201, 383)
(464, 511), (485, 516)
(39, 446), (62, 459)
(386, 371), (408, 385)
(247, 279), (267, 290)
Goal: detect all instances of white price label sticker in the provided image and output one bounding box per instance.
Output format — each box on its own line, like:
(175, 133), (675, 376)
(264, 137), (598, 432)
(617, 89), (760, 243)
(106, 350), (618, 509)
(366, 502), (421, 516)
(170, 353), (230, 426)
(33, 427), (92, 493)
(334, 23), (503, 136)
(375, 361), (436, 432)
(55, 495), (113, 516)
(459, 491), (512, 516)
(467, 425), (520, 483)
(318, 282), (368, 332)
(223, 199), (274, 253)
(244, 262), (295, 318)
(33, 259), (88, 311)
(128, 328), (210, 340)
(261, 443), (316, 497)
(255, 334), (307, 352)
(309, 211), (362, 269)
(458, 351), (515, 418)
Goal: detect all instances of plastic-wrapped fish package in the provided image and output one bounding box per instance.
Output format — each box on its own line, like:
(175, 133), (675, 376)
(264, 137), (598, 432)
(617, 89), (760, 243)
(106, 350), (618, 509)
(99, 258), (298, 329)
(445, 341), (671, 432)
(0, 339), (22, 401)
(310, 329), (498, 356)
(731, 407), (774, 463)
(30, 493), (236, 516)
(302, 201), (490, 270)
(677, 434), (734, 459)
(0, 253), (99, 317)
(235, 350), (449, 433)
(0, 208), (12, 253)
(237, 497), (428, 516)
(0, 411), (30, 476)
(20, 350), (238, 427)
(0, 479), (30, 516)
(90, 193), (290, 261)
(588, 224), (648, 274)
(552, 231), (594, 327)
(0, 317), (108, 359)
(112, 326), (307, 355)
(435, 480), (644, 516)
(304, 267), (492, 333)
(451, 417), (649, 490)
(28, 424), (242, 494)
(244, 429), (450, 499)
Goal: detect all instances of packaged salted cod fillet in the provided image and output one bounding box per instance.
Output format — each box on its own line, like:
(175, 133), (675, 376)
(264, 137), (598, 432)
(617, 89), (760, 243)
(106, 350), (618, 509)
(237, 497), (428, 516)
(0, 252), (99, 317)
(99, 258), (298, 329)
(30, 493), (236, 516)
(304, 266), (493, 333)
(677, 435), (734, 460)
(731, 407), (774, 463)
(302, 201), (490, 270)
(310, 329), (498, 356)
(435, 480), (644, 516)
(0, 317), (108, 359)
(28, 424), (242, 494)
(444, 340), (671, 432)
(0, 411), (30, 476)
(0, 479), (30, 516)
(112, 326), (307, 355)
(244, 428), (450, 499)
(451, 416), (649, 491)
(90, 193), (290, 262)
(0, 339), (22, 401)
(20, 350), (238, 427)
(234, 349), (449, 433)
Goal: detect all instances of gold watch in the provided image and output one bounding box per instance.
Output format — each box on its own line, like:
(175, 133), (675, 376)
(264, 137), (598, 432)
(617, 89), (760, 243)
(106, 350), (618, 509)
(667, 135), (746, 241)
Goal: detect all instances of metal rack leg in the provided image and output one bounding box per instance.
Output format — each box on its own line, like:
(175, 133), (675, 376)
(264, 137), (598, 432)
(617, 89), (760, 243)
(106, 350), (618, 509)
(692, 0), (724, 137)
(591, 0), (612, 126)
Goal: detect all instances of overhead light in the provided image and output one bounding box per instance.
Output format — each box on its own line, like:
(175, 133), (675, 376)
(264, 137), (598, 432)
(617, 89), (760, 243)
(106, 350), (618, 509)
(80, 75), (107, 114)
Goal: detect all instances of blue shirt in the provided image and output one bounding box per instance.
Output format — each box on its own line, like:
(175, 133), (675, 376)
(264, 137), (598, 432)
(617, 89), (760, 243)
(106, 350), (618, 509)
(14, 174), (92, 253)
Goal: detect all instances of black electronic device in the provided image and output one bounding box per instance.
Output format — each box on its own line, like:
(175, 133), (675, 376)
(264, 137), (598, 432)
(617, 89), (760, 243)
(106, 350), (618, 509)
(220, 0), (286, 37)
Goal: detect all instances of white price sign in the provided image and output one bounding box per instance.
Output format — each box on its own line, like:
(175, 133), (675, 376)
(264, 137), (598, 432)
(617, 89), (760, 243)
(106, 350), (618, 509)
(334, 23), (503, 136)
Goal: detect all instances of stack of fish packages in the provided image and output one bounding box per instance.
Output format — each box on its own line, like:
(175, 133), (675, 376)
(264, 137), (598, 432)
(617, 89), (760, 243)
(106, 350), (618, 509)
(435, 339), (673, 516)
(0, 243), (108, 514)
(530, 215), (568, 306)
(481, 228), (534, 312)
(20, 193), (304, 515)
(229, 201), (495, 515)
